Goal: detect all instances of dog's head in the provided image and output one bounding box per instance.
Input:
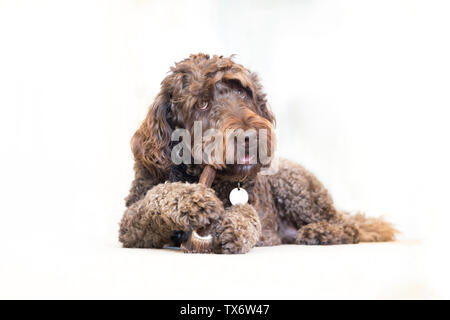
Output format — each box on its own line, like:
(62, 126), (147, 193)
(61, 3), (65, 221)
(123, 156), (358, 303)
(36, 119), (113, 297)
(132, 53), (276, 181)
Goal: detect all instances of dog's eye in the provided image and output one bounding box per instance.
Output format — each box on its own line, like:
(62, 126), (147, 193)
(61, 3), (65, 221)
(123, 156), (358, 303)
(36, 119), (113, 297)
(237, 89), (247, 98)
(198, 102), (209, 110)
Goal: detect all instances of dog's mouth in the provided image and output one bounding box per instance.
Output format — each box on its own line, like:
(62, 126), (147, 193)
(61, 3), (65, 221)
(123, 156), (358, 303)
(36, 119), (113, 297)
(218, 163), (260, 181)
(213, 132), (274, 181)
(240, 153), (255, 165)
(185, 122), (275, 181)
(218, 150), (262, 181)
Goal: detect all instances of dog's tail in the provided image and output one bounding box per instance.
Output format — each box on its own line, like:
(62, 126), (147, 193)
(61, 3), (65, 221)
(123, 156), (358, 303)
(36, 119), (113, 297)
(342, 212), (398, 242)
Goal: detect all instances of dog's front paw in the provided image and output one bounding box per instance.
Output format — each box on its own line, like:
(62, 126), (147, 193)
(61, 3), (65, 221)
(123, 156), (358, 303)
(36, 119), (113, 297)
(143, 182), (224, 231)
(214, 204), (261, 254)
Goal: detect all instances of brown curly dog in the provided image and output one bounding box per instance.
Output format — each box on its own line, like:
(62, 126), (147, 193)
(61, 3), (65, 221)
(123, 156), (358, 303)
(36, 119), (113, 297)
(119, 53), (397, 253)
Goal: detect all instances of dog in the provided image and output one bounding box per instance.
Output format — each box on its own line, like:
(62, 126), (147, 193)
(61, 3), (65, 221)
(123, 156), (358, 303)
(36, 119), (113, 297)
(119, 53), (396, 253)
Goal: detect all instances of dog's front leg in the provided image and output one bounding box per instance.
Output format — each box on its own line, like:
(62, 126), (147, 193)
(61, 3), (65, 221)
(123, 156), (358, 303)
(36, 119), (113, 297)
(119, 182), (224, 248)
(212, 204), (262, 254)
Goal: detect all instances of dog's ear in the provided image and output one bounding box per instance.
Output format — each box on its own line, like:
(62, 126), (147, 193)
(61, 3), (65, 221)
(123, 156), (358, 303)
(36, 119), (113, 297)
(250, 72), (276, 125)
(131, 92), (173, 178)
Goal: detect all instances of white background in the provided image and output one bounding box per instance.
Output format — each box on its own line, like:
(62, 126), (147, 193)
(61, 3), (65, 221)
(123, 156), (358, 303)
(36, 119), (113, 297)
(1, 0), (449, 298)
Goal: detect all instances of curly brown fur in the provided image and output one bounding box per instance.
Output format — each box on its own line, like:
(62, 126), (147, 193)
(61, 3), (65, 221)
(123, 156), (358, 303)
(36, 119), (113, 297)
(119, 53), (397, 254)
(346, 212), (398, 242)
(296, 221), (360, 245)
(213, 204), (262, 254)
(119, 182), (224, 248)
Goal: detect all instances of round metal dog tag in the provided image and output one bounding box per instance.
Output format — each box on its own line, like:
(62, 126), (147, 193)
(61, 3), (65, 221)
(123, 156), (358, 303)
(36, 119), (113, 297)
(229, 187), (248, 205)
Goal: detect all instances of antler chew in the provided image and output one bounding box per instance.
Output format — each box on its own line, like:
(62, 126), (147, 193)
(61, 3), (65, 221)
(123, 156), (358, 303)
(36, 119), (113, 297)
(181, 165), (217, 253)
(198, 164), (216, 187)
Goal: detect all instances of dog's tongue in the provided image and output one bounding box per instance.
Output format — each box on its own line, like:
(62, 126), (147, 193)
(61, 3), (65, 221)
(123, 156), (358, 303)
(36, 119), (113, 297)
(241, 154), (254, 165)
